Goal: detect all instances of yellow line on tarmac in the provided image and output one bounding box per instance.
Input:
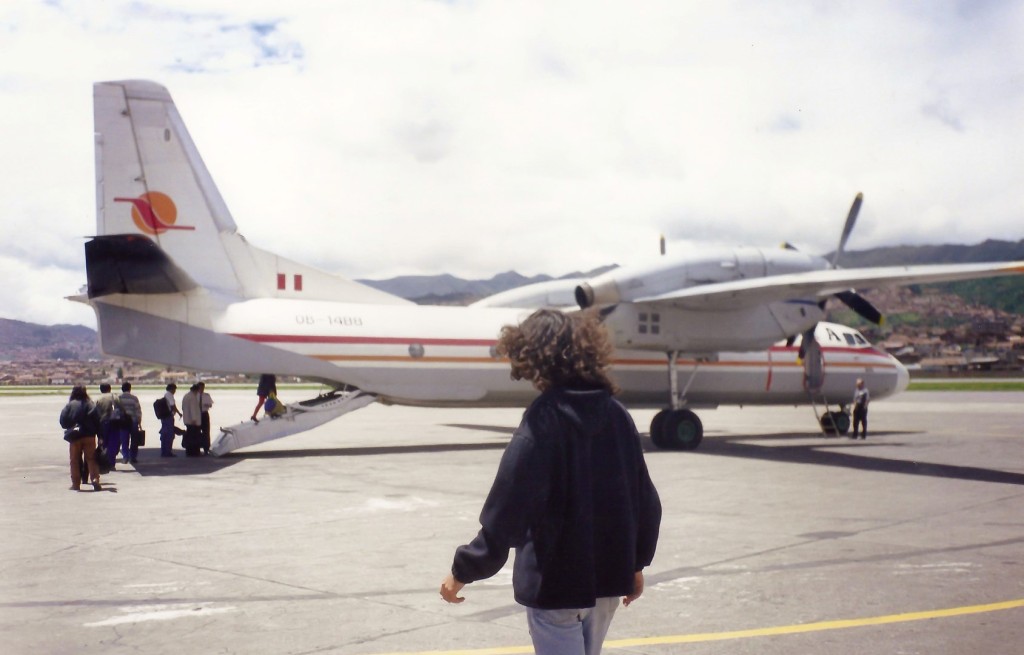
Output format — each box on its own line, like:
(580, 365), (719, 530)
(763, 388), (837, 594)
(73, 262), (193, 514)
(608, 597), (1024, 648)
(370, 598), (1024, 655)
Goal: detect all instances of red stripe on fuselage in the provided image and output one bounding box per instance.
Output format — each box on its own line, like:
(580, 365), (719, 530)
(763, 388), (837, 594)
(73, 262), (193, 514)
(770, 344), (889, 358)
(228, 333), (896, 370)
(229, 333), (496, 347)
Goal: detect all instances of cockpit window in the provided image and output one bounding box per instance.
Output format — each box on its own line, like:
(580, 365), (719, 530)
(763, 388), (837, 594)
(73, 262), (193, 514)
(854, 334), (868, 345)
(843, 334), (856, 345)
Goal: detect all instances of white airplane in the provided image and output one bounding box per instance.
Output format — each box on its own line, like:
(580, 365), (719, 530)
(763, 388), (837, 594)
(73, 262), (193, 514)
(80, 80), (1024, 454)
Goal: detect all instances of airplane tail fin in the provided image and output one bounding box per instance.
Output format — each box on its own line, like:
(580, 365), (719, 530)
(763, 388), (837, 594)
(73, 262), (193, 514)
(92, 80), (409, 305)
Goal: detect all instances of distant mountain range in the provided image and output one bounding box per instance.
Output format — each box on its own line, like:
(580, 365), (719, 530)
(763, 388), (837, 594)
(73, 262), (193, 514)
(830, 238), (1024, 268)
(0, 318), (101, 361)
(2, 240), (1021, 361)
(837, 239), (1024, 316)
(357, 265), (617, 305)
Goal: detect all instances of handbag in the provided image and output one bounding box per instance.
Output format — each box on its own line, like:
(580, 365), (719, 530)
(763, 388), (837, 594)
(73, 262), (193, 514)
(63, 428), (81, 443)
(137, 428), (146, 447)
(95, 442), (111, 475)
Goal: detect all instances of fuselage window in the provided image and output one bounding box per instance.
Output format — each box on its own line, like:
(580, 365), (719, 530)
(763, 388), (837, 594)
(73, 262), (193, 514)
(638, 312), (660, 335)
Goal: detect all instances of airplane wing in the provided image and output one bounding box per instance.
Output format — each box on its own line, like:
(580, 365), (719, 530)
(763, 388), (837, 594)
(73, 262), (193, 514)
(635, 261), (1024, 310)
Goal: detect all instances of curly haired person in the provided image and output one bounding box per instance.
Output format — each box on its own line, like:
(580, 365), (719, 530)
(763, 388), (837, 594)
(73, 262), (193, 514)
(441, 309), (662, 655)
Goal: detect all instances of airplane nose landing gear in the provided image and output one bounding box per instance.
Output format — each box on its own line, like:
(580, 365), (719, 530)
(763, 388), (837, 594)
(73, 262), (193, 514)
(650, 409), (704, 450)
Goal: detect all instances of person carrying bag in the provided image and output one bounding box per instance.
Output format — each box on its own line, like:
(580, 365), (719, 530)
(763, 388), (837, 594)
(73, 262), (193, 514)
(59, 384), (103, 491)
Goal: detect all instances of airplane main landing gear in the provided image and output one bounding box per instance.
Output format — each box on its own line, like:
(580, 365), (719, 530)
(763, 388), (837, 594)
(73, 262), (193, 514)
(649, 350), (706, 450)
(819, 410), (851, 436)
(650, 409), (704, 450)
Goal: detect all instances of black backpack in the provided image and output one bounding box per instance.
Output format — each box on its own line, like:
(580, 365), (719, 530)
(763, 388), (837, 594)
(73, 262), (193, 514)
(153, 397), (171, 420)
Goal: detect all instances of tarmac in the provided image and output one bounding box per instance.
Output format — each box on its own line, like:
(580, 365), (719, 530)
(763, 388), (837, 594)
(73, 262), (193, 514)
(3, 388), (1024, 654)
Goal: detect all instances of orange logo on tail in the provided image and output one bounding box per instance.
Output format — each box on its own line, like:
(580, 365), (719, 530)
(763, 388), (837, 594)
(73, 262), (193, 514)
(114, 192), (195, 235)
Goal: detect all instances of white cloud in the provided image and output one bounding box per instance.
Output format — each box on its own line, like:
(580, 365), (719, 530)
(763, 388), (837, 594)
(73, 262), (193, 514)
(1, 0), (1022, 328)
(0, 254), (94, 326)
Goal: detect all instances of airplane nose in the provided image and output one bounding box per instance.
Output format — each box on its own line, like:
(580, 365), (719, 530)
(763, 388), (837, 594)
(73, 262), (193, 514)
(892, 356), (910, 394)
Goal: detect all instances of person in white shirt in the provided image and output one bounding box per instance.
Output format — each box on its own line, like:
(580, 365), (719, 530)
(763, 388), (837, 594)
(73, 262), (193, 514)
(198, 382), (214, 455)
(851, 378), (870, 439)
(182, 383), (204, 456)
(160, 384), (181, 457)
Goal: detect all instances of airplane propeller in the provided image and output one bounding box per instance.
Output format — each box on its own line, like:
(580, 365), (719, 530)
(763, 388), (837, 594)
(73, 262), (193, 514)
(834, 290), (884, 325)
(832, 192), (863, 268)
(797, 193), (882, 362)
(826, 192), (884, 326)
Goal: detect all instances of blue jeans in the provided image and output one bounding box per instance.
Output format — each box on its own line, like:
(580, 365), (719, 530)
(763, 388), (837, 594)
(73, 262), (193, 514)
(525, 597), (618, 655)
(120, 424), (140, 462)
(100, 421), (120, 467)
(159, 417), (175, 455)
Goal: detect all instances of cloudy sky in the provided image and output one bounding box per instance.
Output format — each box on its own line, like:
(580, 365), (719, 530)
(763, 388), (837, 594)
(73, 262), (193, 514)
(2, 0), (1023, 328)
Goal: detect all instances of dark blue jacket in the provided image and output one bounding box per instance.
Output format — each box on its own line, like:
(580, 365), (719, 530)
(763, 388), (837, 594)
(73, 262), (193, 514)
(452, 387), (661, 609)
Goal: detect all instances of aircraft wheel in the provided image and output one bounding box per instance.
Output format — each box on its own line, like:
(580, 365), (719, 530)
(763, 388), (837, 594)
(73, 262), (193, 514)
(820, 411), (850, 436)
(658, 409), (703, 451)
(820, 413), (838, 435)
(832, 411), (851, 435)
(649, 411), (669, 449)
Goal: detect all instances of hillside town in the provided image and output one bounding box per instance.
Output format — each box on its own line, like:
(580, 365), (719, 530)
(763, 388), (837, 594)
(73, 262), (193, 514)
(0, 357), (250, 387)
(2, 284), (1022, 387)
(853, 286), (1024, 373)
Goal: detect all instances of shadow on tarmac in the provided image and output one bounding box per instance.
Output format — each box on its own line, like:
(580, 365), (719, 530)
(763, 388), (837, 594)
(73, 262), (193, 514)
(77, 482), (118, 493)
(444, 422), (517, 435)
(129, 448), (239, 477)
(131, 423), (1024, 487)
(657, 432), (1024, 486)
(131, 429), (512, 473)
(221, 441), (509, 460)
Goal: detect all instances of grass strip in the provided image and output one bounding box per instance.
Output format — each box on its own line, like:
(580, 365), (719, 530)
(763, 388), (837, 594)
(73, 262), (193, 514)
(907, 380), (1024, 392)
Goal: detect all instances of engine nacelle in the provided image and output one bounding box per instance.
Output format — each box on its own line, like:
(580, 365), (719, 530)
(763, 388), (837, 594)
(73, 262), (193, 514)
(472, 278), (581, 309)
(575, 247), (826, 308)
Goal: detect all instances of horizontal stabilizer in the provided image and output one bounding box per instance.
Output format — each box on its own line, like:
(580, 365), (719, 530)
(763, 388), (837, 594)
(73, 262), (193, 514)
(211, 391), (378, 455)
(86, 234), (197, 298)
